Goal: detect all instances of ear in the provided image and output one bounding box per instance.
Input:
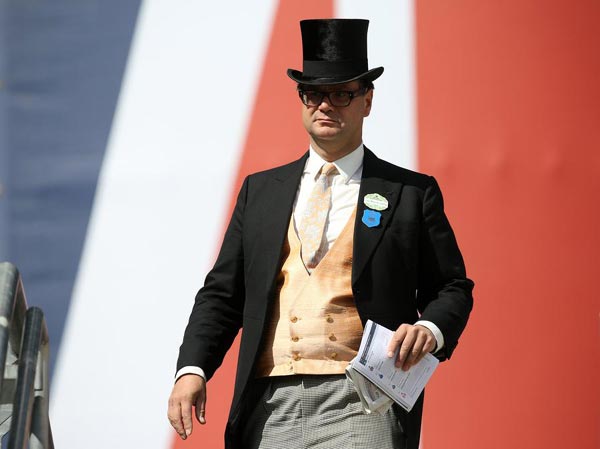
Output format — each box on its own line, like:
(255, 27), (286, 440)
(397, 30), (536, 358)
(363, 89), (373, 117)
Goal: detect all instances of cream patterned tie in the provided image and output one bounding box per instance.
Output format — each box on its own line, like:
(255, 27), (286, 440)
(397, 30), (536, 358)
(298, 162), (338, 271)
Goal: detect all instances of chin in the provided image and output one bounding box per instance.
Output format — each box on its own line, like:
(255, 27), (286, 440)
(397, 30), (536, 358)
(312, 128), (341, 139)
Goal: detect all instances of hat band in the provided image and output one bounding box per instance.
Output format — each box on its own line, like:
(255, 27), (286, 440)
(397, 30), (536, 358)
(302, 59), (369, 78)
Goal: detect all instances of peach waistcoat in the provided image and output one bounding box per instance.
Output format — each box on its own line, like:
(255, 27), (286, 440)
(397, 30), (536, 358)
(255, 209), (364, 377)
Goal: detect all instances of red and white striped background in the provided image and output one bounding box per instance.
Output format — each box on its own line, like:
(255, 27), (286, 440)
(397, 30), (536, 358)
(50, 1), (599, 448)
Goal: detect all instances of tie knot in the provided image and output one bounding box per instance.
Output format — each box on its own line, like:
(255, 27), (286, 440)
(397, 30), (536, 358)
(320, 163), (338, 177)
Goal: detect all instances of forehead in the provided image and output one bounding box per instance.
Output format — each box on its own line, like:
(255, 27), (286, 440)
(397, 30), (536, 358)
(304, 81), (361, 91)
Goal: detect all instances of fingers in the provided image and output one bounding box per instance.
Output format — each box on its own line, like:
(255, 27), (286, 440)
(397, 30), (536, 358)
(195, 386), (207, 425)
(181, 398), (194, 437)
(167, 375), (205, 440)
(387, 324), (436, 371)
(402, 331), (427, 371)
(398, 326), (419, 369)
(168, 396), (189, 440)
(387, 324), (407, 358)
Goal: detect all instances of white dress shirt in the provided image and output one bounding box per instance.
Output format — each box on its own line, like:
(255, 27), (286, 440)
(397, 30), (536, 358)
(293, 144), (363, 251)
(176, 144), (443, 382)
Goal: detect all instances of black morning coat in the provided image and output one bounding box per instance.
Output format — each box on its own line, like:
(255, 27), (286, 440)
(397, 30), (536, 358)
(177, 147), (474, 449)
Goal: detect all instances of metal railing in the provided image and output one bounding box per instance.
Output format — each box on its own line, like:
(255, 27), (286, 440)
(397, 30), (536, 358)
(0, 262), (53, 448)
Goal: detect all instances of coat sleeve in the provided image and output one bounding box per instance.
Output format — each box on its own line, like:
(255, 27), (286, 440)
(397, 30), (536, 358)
(176, 177), (249, 380)
(416, 176), (474, 360)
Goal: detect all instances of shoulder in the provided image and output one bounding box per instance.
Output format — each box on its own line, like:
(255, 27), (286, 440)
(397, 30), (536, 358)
(364, 147), (435, 191)
(245, 152), (308, 184)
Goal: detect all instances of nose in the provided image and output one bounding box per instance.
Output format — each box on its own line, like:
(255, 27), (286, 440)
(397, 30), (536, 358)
(317, 93), (334, 110)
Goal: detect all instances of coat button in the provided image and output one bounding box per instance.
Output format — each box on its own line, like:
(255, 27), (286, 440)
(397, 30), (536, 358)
(292, 353), (301, 361)
(291, 336), (299, 342)
(328, 333), (336, 341)
(330, 352), (337, 359)
(326, 316), (334, 323)
(290, 316), (298, 323)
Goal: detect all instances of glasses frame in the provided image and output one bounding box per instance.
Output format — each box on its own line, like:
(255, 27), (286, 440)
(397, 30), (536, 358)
(297, 87), (368, 107)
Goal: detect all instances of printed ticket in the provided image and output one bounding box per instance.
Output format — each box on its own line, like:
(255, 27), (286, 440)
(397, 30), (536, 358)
(350, 320), (439, 412)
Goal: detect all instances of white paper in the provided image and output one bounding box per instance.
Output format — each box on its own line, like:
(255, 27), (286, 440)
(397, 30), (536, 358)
(346, 364), (394, 415)
(350, 320), (439, 412)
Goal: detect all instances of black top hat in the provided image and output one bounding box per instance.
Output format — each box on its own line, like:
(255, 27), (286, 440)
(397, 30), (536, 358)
(287, 19), (384, 85)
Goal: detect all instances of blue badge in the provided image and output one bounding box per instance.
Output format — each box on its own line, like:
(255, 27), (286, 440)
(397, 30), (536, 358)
(362, 209), (381, 228)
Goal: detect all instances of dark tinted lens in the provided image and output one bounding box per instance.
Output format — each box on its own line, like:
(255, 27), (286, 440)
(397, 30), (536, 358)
(298, 89), (361, 107)
(329, 91), (352, 106)
(302, 91), (323, 106)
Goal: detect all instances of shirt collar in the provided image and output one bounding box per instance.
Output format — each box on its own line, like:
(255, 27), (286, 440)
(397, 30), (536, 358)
(305, 143), (364, 184)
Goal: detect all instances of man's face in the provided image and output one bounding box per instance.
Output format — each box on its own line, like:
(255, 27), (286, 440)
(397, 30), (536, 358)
(300, 80), (373, 161)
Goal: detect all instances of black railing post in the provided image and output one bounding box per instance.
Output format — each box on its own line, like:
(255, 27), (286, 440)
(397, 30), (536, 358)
(7, 308), (45, 449)
(0, 262), (53, 449)
(0, 262), (26, 388)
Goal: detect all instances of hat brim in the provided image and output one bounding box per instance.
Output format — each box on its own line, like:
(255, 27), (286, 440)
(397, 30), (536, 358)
(286, 66), (384, 85)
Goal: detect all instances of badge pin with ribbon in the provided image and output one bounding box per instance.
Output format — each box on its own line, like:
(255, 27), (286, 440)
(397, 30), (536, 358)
(363, 193), (388, 211)
(362, 209), (382, 228)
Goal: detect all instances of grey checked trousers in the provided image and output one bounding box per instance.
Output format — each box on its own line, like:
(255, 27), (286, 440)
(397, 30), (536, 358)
(240, 374), (406, 449)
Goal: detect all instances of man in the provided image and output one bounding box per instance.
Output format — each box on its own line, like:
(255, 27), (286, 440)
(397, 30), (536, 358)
(168, 19), (473, 449)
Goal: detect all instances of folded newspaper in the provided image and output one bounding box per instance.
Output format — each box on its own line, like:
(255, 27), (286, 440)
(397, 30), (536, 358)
(346, 320), (439, 414)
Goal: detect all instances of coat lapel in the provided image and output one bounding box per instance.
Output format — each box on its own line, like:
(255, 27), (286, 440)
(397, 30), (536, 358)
(352, 148), (403, 285)
(259, 153), (307, 296)
(253, 148), (403, 294)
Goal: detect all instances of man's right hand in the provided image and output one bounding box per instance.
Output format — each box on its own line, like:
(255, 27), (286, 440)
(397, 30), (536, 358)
(168, 374), (207, 440)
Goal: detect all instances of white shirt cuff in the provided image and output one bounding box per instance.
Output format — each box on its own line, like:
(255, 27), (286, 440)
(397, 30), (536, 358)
(415, 320), (444, 353)
(175, 366), (207, 382)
